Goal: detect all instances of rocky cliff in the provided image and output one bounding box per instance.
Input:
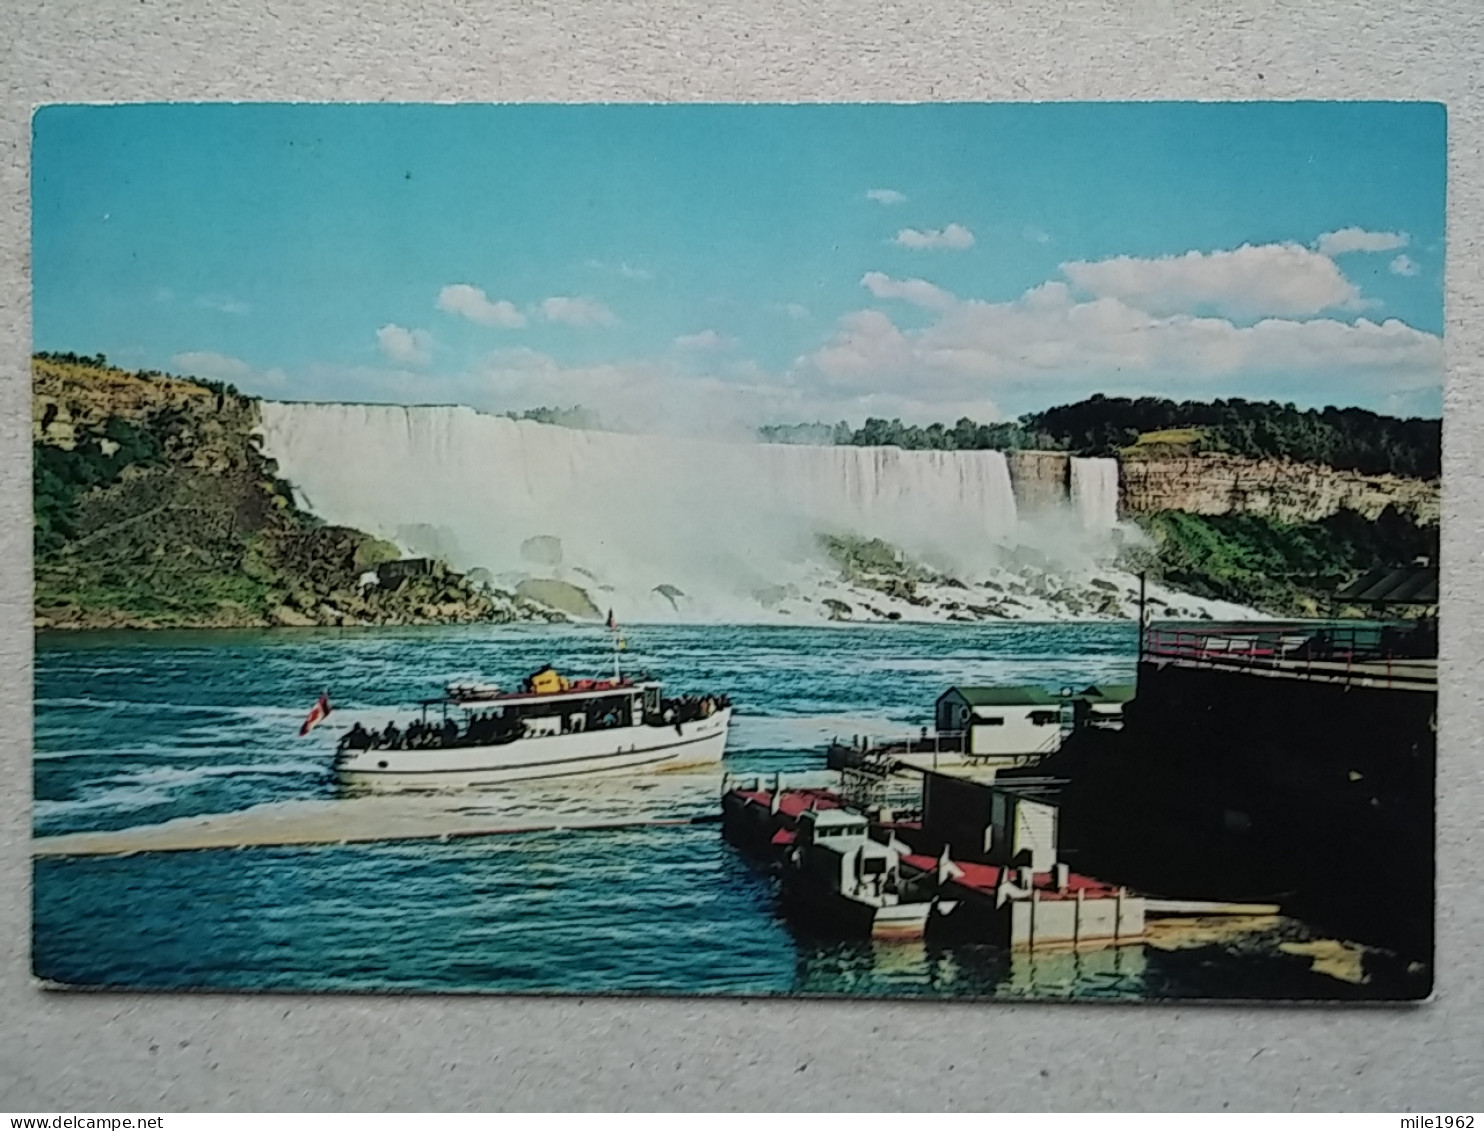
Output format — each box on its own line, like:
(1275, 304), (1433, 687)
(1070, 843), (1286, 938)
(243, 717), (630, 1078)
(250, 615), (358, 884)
(1119, 453), (1439, 526)
(32, 359), (567, 630)
(1006, 450), (1071, 514)
(33, 357), (1441, 627)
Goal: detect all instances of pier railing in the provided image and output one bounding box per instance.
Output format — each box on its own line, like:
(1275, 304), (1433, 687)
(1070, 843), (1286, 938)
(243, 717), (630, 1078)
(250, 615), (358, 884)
(1142, 621), (1437, 691)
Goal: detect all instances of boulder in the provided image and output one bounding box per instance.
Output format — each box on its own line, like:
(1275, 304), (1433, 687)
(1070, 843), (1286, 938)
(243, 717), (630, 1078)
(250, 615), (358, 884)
(822, 597), (853, 621)
(514, 578), (601, 620)
(271, 604), (318, 627)
(353, 537), (402, 572)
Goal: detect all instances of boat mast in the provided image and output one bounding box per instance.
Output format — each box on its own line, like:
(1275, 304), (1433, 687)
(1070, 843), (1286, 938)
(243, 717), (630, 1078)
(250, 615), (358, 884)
(607, 609), (621, 681)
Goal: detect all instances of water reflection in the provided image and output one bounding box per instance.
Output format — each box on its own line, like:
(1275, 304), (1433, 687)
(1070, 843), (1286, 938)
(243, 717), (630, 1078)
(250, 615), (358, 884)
(1001, 941), (1147, 999)
(791, 934), (1150, 1000)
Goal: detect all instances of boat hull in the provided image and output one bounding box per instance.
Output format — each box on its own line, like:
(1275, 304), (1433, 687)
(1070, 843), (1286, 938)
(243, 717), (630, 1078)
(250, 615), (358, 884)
(781, 881), (934, 940)
(336, 709), (730, 788)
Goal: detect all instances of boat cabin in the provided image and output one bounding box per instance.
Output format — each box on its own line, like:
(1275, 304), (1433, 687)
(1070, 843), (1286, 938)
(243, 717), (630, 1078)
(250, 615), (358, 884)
(430, 674), (663, 738)
(794, 808), (906, 898)
(934, 686), (1063, 757)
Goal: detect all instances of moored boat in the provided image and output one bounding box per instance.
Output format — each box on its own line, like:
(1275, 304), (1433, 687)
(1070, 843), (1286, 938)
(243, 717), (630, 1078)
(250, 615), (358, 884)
(334, 665), (731, 788)
(777, 808), (943, 940)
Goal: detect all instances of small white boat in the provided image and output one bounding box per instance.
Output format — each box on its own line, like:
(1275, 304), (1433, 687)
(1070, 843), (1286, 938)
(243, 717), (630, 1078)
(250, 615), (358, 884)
(334, 666), (732, 788)
(779, 808), (941, 939)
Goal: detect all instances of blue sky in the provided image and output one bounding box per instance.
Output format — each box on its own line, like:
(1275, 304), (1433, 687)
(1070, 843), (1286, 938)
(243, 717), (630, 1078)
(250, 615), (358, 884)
(32, 102), (1446, 428)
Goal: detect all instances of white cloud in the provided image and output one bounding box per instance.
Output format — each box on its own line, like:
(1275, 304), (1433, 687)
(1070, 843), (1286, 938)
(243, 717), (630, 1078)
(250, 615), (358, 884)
(798, 281), (1441, 405)
(1022, 226), (1052, 245)
(674, 329), (731, 350)
(1062, 243), (1364, 320)
(861, 271), (957, 312)
(539, 296), (618, 327)
(173, 350), (253, 381)
(194, 294), (251, 316)
(475, 349), (791, 435)
(1382, 385), (1443, 418)
(376, 324), (434, 366)
(894, 223), (975, 251)
(172, 350), (287, 391)
(1390, 253), (1420, 277)
(587, 259), (653, 280)
(436, 284), (527, 328)
(782, 303), (811, 320)
(866, 188), (907, 205)
(1316, 228), (1410, 256)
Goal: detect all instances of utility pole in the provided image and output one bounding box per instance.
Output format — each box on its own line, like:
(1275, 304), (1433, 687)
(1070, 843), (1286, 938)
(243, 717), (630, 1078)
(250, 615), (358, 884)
(1136, 570), (1148, 692)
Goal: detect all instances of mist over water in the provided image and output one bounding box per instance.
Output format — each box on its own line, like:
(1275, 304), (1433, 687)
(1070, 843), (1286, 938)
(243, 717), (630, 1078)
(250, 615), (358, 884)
(258, 402), (1124, 621)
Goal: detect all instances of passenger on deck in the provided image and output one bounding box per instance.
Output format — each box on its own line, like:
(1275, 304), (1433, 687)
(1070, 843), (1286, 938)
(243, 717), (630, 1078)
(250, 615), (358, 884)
(467, 712), (495, 743)
(441, 718), (459, 746)
(382, 720), (401, 749)
(338, 722), (371, 752)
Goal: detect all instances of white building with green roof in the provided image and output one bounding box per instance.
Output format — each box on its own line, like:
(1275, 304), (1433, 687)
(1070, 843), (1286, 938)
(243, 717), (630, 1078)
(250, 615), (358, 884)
(935, 686), (1064, 758)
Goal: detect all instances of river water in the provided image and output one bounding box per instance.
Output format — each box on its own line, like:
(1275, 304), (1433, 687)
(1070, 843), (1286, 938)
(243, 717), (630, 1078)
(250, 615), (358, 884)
(33, 623), (1409, 999)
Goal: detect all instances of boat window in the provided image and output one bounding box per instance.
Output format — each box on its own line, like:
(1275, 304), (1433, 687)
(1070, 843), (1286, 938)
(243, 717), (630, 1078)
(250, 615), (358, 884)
(978, 716), (1005, 726)
(1029, 710), (1059, 726)
(862, 858), (887, 875)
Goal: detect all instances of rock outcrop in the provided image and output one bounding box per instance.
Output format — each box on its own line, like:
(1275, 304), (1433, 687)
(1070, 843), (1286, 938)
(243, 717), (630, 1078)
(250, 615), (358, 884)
(1120, 454), (1439, 526)
(514, 578), (602, 620)
(1007, 450), (1071, 514)
(32, 358), (568, 630)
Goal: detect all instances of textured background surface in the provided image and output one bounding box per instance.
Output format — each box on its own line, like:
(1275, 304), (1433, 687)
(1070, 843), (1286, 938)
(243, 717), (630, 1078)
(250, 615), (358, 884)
(2, 0), (1482, 1112)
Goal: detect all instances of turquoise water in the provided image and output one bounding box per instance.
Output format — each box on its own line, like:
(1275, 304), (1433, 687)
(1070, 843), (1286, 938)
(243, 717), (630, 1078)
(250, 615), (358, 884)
(33, 622), (1405, 999)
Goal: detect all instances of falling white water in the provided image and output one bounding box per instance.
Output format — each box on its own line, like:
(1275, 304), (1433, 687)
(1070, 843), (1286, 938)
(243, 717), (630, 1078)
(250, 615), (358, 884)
(1069, 457), (1120, 532)
(257, 402), (1032, 620)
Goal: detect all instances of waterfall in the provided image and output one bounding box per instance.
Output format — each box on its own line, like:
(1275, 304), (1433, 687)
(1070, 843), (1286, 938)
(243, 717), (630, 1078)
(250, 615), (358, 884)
(256, 402), (1023, 618)
(1069, 457), (1120, 532)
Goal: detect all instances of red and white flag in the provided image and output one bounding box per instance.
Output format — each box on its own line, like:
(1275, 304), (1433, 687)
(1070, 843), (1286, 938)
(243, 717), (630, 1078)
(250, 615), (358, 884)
(299, 692), (332, 736)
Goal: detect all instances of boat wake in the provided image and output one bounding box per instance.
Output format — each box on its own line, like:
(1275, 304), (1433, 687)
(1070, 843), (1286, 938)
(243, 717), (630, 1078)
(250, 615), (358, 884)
(33, 769), (733, 857)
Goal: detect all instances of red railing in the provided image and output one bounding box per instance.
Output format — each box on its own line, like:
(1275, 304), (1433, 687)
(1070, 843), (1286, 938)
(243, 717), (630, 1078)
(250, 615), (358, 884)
(1142, 621), (1436, 691)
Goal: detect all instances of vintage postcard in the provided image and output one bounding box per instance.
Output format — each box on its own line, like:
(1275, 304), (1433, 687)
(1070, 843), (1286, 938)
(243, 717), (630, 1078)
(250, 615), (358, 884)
(31, 103), (1441, 1001)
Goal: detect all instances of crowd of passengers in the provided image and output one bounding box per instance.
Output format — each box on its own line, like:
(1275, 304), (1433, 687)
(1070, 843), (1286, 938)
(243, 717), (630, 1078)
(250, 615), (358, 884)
(336, 717), (495, 753)
(655, 694), (731, 727)
(336, 692), (732, 753)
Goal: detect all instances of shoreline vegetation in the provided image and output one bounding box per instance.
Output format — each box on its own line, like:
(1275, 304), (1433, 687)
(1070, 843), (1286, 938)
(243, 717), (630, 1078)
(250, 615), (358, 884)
(32, 355), (1440, 630)
(757, 394), (1440, 480)
(32, 355), (565, 631)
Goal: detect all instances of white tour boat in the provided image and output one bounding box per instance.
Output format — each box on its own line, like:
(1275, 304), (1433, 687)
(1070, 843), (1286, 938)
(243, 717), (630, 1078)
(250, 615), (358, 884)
(333, 665), (732, 788)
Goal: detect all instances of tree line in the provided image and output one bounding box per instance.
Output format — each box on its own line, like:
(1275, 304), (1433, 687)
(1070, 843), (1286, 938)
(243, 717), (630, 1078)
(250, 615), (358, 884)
(758, 394), (1441, 479)
(34, 352), (241, 399)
